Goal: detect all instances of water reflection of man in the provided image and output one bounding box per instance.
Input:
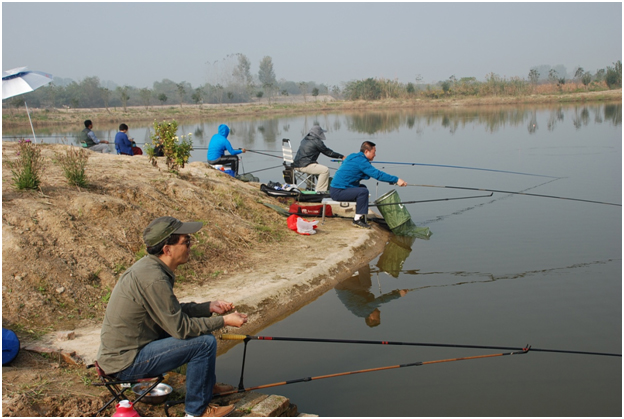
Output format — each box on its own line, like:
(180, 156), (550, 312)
(334, 264), (410, 327)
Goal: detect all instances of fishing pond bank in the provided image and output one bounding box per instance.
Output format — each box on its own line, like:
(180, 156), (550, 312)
(1, 142), (390, 416)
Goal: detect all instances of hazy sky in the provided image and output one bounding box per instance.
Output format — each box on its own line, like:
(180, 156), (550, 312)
(2, 2), (622, 89)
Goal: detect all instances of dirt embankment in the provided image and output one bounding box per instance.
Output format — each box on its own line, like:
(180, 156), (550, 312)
(2, 142), (389, 416)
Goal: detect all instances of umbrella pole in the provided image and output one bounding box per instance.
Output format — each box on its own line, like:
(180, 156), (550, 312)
(24, 101), (38, 143)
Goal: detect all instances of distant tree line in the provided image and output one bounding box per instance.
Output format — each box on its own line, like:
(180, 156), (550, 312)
(343, 61), (622, 101)
(3, 57), (621, 109)
(3, 53), (333, 110)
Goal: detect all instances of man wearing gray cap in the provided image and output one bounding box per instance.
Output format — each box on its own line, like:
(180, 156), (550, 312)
(96, 216), (247, 417)
(293, 124), (344, 193)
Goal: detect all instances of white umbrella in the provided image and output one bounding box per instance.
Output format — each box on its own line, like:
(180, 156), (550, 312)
(2, 67), (53, 142)
(2, 67), (53, 100)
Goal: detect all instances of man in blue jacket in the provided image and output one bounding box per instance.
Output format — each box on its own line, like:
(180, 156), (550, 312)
(207, 124), (246, 174)
(330, 141), (407, 229)
(114, 123), (134, 155)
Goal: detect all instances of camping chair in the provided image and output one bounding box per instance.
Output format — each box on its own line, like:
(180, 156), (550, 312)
(282, 138), (317, 190)
(87, 361), (165, 415)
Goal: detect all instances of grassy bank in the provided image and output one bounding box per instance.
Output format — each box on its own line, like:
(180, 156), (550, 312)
(2, 89), (621, 130)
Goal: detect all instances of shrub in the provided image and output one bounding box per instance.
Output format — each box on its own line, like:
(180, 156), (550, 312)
(55, 146), (90, 187)
(9, 139), (45, 190)
(147, 120), (193, 173)
(605, 60), (622, 89)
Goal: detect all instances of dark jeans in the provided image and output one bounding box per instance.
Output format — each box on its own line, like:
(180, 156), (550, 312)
(208, 156), (239, 174)
(330, 185), (369, 215)
(114, 334), (217, 416)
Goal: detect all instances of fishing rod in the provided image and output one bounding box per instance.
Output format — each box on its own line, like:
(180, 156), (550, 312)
(369, 193), (493, 207)
(163, 347), (530, 415)
(247, 149), (283, 159)
(372, 161), (560, 179)
(221, 334), (621, 357)
(240, 164), (284, 175)
(210, 347), (530, 399)
(408, 184), (621, 207)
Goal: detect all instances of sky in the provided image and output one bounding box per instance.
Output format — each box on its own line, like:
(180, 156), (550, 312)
(2, 2), (622, 89)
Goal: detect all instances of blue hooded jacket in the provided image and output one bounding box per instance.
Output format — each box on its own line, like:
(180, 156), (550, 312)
(207, 124), (242, 161)
(330, 152), (398, 189)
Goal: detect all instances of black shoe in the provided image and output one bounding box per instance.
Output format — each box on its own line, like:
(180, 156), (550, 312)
(352, 219), (371, 229)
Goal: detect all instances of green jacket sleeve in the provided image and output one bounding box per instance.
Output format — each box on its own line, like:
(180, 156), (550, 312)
(142, 279), (224, 339)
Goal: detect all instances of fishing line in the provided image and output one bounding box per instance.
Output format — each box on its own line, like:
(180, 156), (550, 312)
(370, 161), (560, 179)
(222, 334), (621, 357)
(408, 184), (621, 206)
(369, 193), (493, 207)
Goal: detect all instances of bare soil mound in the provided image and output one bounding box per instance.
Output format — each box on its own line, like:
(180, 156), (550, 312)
(2, 142), (388, 416)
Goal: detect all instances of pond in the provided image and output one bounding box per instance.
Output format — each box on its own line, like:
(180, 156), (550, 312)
(4, 103), (621, 416)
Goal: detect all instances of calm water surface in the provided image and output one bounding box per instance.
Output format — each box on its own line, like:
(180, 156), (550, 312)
(4, 104), (621, 416)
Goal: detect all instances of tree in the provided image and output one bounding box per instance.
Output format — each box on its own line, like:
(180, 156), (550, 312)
(298, 82), (308, 102)
(191, 88), (203, 107)
(605, 60), (622, 89)
(158, 93), (168, 105)
(139, 88), (152, 110)
(100, 87), (111, 112)
(117, 86), (129, 111)
(581, 72), (592, 88)
(312, 87), (319, 98)
(258, 56), (276, 87)
(528, 68), (540, 84)
(79, 76), (102, 108)
(176, 83), (186, 108)
(574, 67), (585, 81)
(232, 53), (253, 99)
(548, 69), (559, 83)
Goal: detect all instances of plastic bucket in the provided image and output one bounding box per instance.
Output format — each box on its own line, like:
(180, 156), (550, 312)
(373, 189), (411, 230)
(224, 169), (235, 177)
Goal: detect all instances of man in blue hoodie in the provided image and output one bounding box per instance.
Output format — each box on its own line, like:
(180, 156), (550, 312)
(330, 141), (407, 229)
(207, 124), (246, 174)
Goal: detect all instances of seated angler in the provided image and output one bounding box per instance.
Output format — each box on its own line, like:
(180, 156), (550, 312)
(207, 124), (245, 175)
(329, 141), (407, 229)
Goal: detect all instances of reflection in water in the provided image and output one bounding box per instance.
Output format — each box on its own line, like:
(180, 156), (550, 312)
(2, 104), (620, 144)
(341, 104), (620, 137)
(376, 235), (417, 278)
(334, 264), (411, 327)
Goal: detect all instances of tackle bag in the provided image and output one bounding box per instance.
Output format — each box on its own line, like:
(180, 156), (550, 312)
(289, 203), (332, 217)
(2, 328), (20, 365)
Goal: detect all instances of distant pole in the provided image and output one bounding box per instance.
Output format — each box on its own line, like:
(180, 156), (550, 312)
(24, 101), (38, 143)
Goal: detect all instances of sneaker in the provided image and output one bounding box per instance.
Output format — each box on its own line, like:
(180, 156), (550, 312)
(352, 219), (371, 229)
(199, 404), (235, 417)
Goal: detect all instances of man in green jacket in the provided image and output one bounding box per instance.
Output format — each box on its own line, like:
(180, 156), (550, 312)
(96, 216), (247, 417)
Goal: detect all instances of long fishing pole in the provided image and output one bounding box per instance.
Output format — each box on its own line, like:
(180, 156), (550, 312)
(370, 193), (493, 207)
(407, 184), (621, 207)
(240, 164), (284, 175)
(221, 334), (621, 357)
(371, 161), (560, 179)
(212, 347), (530, 398)
(247, 149), (283, 159)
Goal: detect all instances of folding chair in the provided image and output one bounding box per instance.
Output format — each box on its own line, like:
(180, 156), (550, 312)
(282, 138), (317, 190)
(88, 361), (165, 415)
